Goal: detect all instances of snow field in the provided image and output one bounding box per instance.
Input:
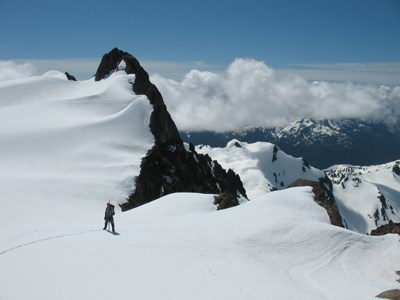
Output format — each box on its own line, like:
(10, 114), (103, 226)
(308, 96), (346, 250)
(1, 191), (399, 300)
(0, 71), (154, 207)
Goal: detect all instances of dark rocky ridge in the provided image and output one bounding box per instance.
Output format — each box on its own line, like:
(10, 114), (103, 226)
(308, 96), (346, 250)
(370, 220), (400, 236)
(288, 178), (344, 227)
(214, 191), (240, 210)
(95, 48), (247, 210)
(65, 72), (77, 81)
(376, 289), (400, 300)
(393, 163), (400, 176)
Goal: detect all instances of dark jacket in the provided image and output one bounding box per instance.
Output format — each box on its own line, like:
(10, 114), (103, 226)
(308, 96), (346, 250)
(104, 204), (115, 220)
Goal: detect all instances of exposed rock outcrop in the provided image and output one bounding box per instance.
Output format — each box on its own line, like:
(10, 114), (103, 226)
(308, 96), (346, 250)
(370, 220), (400, 236)
(95, 48), (247, 211)
(393, 162), (400, 176)
(95, 48), (181, 146)
(376, 289), (400, 300)
(288, 178), (344, 227)
(214, 191), (240, 210)
(65, 72), (77, 81)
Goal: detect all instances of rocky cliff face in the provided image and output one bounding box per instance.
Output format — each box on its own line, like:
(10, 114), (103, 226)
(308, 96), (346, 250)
(95, 48), (247, 210)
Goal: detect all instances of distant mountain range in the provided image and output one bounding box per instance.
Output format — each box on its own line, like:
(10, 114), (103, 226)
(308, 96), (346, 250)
(197, 139), (400, 234)
(181, 118), (400, 169)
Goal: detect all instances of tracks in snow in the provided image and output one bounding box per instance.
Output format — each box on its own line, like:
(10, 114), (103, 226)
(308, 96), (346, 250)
(0, 229), (100, 256)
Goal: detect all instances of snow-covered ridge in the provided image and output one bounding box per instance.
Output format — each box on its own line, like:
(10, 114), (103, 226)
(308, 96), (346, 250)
(197, 139), (325, 199)
(326, 161), (400, 234)
(197, 138), (400, 234)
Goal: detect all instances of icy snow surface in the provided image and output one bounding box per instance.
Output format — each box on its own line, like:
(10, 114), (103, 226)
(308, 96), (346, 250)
(0, 72), (399, 299)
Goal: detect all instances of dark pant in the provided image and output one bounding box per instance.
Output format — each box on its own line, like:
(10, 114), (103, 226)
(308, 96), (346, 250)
(104, 217), (115, 231)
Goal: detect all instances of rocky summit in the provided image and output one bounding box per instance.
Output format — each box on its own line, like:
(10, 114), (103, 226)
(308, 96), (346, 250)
(95, 48), (247, 210)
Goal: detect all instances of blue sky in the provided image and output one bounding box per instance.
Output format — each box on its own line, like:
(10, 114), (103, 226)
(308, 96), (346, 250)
(0, 0), (399, 130)
(1, 0), (400, 83)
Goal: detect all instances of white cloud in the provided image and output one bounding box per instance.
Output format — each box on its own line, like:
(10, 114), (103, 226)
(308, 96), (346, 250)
(151, 58), (400, 132)
(7, 58), (222, 81)
(141, 60), (223, 81)
(3, 57), (399, 132)
(0, 60), (37, 81)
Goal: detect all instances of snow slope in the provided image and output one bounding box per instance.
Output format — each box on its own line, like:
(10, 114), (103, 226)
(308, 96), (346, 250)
(197, 139), (325, 199)
(0, 71), (154, 230)
(1, 191), (399, 300)
(326, 162), (400, 234)
(0, 72), (399, 299)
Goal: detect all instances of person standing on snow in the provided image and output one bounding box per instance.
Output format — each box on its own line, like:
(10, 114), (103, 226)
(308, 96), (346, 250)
(103, 202), (115, 232)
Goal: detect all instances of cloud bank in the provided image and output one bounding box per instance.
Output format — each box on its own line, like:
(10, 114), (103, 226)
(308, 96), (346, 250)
(151, 58), (400, 132)
(0, 60), (37, 81)
(0, 58), (222, 81)
(2, 58), (399, 132)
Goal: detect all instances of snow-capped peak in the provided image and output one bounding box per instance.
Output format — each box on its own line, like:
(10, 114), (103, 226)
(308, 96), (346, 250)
(274, 118), (342, 140)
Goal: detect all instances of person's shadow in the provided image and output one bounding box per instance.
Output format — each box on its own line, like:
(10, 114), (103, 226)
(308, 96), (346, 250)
(107, 230), (120, 235)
